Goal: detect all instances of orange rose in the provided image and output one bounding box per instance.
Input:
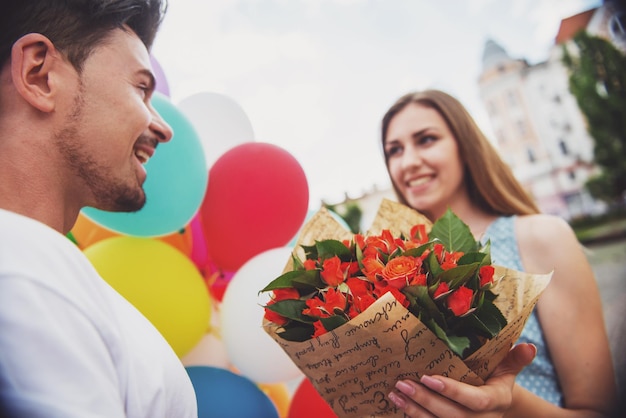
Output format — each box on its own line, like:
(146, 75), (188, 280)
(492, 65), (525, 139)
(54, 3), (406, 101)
(320, 256), (345, 286)
(303, 259), (317, 270)
(381, 256), (418, 290)
(361, 255), (385, 281)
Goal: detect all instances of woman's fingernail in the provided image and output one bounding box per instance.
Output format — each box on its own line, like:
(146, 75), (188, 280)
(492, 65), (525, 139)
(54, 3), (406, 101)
(420, 375), (445, 392)
(395, 380), (415, 395)
(388, 392), (406, 409)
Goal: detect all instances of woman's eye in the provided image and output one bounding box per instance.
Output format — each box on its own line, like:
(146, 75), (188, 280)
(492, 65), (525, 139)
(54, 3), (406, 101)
(418, 135), (437, 145)
(385, 145), (402, 158)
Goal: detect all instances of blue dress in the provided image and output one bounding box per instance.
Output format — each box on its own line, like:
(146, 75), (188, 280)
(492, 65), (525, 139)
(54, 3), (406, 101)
(483, 216), (564, 406)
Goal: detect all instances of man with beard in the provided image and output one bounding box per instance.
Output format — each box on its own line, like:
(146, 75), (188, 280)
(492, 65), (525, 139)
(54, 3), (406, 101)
(0, 1), (198, 417)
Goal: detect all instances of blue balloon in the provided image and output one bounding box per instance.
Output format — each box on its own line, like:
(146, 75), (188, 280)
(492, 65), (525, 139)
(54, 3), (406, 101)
(186, 366), (279, 418)
(82, 93), (208, 237)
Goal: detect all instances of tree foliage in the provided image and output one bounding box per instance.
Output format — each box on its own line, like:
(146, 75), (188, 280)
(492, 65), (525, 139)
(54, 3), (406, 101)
(562, 31), (626, 204)
(324, 202), (363, 233)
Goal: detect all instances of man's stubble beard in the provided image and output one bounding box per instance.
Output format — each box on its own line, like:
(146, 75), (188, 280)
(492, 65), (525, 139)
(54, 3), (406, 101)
(53, 78), (146, 213)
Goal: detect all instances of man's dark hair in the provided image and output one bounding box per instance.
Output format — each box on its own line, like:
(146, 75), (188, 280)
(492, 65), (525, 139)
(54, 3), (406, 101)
(0, 0), (167, 71)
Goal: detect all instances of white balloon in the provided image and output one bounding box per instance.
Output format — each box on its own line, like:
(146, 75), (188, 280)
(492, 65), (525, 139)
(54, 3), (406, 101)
(220, 247), (304, 384)
(180, 332), (230, 369)
(181, 306), (230, 369)
(178, 92), (255, 170)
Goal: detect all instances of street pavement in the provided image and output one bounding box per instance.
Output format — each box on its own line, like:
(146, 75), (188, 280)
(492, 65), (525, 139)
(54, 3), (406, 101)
(584, 238), (626, 410)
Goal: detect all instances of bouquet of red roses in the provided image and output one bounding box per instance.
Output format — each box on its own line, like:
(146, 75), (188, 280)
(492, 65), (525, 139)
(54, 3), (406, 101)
(261, 199), (551, 418)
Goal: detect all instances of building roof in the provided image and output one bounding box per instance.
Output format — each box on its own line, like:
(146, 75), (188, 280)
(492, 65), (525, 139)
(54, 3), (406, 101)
(482, 39), (510, 70)
(554, 8), (597, 44)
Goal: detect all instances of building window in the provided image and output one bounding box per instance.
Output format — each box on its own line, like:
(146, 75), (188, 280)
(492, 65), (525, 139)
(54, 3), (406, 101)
(609, 12), (625, 41)
(559, 140), (569, 155)
(527, 148), (535, 163)
(568, 171), (576, 181)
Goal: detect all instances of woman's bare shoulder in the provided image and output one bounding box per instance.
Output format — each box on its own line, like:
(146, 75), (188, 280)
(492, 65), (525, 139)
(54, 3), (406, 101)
(514, 214), (581, 273)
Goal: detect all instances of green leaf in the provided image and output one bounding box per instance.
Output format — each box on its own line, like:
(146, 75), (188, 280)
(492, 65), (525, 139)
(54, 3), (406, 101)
(457, 252), (487, 266)
(402, 241), (432, 258)
(463, 300), (507, 338)
(320, 315), (349, 332)
(429, 209), (478, 253)
(302, 243), (319, 260)
(426, 250), (443, 278)
(259, 270), (322, 293)
(480, 298), (508, 328)
(264, 299), (315, 323)
(478, 240), (492, 266)
(277, 323), (315, 342)
(426, 318), (471, 358)
(404, 285), (446, 328)
(438, 263), (478, 289)
(316, 239), (353, 261)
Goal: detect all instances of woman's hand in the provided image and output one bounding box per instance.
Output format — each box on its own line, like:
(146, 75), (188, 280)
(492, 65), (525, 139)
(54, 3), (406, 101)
(387, 343), (536, 417)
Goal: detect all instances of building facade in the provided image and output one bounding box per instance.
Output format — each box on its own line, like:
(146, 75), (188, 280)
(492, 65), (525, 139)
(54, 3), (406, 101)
(477, 2), (624, 219)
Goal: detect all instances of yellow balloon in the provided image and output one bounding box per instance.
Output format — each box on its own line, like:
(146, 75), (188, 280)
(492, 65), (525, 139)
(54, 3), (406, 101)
(84, 236), (211, 357)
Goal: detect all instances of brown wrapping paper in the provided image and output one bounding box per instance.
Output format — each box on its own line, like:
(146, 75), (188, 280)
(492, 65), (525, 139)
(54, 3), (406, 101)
(264, 199), (552, 418)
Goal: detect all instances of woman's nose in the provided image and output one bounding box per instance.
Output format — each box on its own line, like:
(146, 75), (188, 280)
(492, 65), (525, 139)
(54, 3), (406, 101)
(401, 146), (422, 169)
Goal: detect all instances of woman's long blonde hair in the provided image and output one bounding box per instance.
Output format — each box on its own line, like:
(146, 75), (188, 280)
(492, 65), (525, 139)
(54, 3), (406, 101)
(381, 90), (540, 216)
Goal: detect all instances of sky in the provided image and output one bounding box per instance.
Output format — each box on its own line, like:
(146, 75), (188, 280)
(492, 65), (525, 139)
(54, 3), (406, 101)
(151, 0), (602, 209)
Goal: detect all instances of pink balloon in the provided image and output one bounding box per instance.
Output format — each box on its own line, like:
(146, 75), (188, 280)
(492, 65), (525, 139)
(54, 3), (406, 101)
(200, 142), (309, 271)
(189, 213), (209, 274)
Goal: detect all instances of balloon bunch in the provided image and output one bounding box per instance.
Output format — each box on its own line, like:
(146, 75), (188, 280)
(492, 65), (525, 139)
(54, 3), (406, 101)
(72, 56), (339, 417)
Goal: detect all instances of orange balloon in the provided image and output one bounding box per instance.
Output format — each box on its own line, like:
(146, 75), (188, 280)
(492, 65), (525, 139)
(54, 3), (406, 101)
(160, 226), (194, 257)
(71, 212), (120, 249)
(72, 212), (194, 258)
(258, 382), (291, 418)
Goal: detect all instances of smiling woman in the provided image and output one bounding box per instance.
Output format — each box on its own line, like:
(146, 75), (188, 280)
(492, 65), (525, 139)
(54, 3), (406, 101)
(379, 89), (617, 417)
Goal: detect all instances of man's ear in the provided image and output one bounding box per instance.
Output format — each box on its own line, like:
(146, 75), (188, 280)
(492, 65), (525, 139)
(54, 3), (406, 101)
(11, 33), (63, 113)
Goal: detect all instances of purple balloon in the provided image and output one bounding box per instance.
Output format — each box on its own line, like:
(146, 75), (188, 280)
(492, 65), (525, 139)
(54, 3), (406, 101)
(150, 55), (171, 97)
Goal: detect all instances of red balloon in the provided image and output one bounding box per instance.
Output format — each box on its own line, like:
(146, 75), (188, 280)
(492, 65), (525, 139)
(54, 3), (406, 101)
(201, 142), (309, 271)
(288, 378), (337, 418)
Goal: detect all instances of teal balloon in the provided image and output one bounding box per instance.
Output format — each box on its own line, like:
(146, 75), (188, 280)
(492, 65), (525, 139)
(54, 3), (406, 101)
(82, 93), (208, 237)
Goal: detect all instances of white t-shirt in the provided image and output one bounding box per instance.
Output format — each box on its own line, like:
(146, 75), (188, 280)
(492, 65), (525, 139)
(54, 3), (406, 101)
(0, 209), (198, 418)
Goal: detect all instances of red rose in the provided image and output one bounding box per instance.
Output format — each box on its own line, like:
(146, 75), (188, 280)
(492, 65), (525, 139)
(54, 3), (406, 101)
(479, 265), (495, 288)
(447, 286), (473, 316)
(433, 282), (449, 299)
(264, 300), (289, 325)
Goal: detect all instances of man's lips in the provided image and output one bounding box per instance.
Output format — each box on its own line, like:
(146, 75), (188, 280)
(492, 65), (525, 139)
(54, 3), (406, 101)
(133, 137), (157, 165)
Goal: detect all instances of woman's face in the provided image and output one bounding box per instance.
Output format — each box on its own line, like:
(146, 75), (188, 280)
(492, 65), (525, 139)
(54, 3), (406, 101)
(384, 103), (467, 220)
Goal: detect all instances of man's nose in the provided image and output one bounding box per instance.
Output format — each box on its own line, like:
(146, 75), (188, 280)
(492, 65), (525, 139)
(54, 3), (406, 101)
(150, 107), (173, 143)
